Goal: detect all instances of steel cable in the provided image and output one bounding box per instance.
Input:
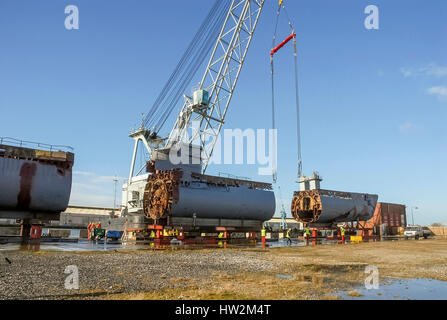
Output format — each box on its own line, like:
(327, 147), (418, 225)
(270, 1), (302, 182)
(143, 0), (231, 135)
(144, 1), (221, 128)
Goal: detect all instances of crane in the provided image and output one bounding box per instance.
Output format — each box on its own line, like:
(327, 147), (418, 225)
(128, 0), (266, 184)
(119, 0), (277, 230)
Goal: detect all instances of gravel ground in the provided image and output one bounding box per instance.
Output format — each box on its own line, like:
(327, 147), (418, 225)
(1, 239), (446, 300)
(0, 249), (275, 300)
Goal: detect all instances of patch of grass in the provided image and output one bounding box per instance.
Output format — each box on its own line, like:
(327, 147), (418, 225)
(106, 270), (337, 300)
(347, 290), (363, 298)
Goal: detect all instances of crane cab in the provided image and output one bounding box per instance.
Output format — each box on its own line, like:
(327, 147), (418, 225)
(193, 89), (210, 107)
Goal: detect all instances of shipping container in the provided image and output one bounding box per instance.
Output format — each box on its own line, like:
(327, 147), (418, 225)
(363, 202), (407, 237)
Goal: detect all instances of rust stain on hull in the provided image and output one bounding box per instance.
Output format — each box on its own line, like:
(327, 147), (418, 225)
(17, 162), (37, 211)
(0, 140), (75, 219)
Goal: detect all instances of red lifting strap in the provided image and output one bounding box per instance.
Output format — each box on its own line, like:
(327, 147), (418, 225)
(270, 33), (296, 57)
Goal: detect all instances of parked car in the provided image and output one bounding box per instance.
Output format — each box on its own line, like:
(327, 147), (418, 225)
(404, 226), (431, 240)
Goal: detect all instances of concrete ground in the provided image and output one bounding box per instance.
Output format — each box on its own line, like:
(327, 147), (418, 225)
(0, 239), (446, 300)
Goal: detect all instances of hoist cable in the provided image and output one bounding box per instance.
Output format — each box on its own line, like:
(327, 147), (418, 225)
(145, 0), (222, 127)
(154, 5), (229, 131)
(270, 0), (303, 183)
(271, 4), (282, 49)
(142, 0), (230, 134)
(293, 37), (303, 178)
(281, 4), (295, 32)
(270, 3), (282, 184)
(151, 0), (229, 132)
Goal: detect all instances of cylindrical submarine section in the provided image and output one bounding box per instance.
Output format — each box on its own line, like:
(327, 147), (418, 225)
(143, 169), (276, 222)
(0, 144), (74, 216)
(291, 189), (378, 225)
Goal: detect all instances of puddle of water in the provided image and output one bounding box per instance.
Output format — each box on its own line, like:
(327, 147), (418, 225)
(0, 237), (358, 253)
(0, 239), (261, 252)
(261, 239), (340, 248)
(277, 274), (293, 280)
(339, 278), (447, 300)
(0, 239), (150, 252)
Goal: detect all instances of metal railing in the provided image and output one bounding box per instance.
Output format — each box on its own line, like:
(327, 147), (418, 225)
(0, 137), (74, 152)
(218, 172), (252, 181)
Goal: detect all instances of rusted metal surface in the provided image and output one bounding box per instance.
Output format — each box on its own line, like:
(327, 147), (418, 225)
(0, 143), (74, 164)
(291, 189), (323, 223)
(146, 160), (156, 173)
(291, 189), (378, 225)
(362, 202), (407, 236)
(0, 143), (74, 219)
(143, 169), (183, 220)
(17, 162), (37, 211)
(190, 172), (272, 190)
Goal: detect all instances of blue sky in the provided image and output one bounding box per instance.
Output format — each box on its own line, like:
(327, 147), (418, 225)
(1, 0), (446, 225)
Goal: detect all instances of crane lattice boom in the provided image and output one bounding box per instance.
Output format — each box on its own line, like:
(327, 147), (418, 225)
(128, 0), (265, 183)
(166, 0), (265, 173)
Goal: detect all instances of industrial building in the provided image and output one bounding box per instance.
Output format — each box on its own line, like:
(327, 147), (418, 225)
(59, 205), (116, 227)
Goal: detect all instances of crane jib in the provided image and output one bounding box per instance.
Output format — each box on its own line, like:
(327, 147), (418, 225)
(270, 33), (296, 57)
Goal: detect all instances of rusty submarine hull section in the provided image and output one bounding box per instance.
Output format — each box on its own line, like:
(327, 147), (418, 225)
(143, 169), (275, 222)
(290, 173), (378, 227)
(291, 189), (378, 225)
(0, 139), (74, 221)
(120, 149), (276, 232)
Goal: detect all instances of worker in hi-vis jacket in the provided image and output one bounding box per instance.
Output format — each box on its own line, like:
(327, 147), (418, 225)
(285, 229), (292, 246)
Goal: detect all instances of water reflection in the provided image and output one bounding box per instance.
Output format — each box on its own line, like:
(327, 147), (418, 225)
(1, 236), (363, 253)
(339, 278), (447, 300)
